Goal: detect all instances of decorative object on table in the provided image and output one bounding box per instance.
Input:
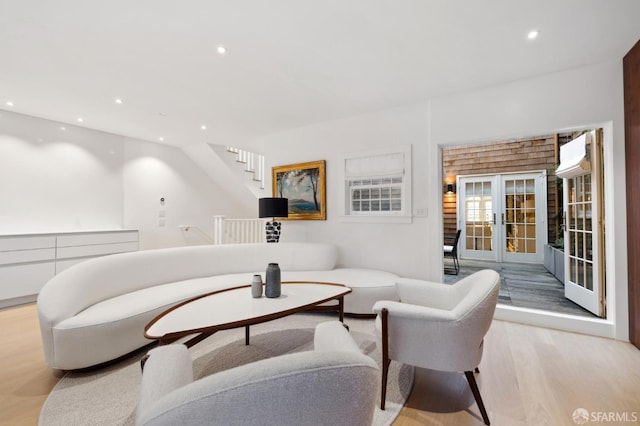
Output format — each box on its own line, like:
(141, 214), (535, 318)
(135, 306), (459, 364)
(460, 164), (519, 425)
(265, 263), (281, 298)
(258, 197), (288, 243)
(272, 160), (326, 220)
(251, 274), (263, 298)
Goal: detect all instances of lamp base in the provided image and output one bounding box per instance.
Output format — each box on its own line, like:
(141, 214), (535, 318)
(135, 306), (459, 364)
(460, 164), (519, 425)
(265, 220), (282, 243)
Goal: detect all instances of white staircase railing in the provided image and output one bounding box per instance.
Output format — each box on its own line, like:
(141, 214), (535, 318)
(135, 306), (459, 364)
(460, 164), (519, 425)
(213, 215), (266, 244)
(179, 225), (215, 245)
(226, 146), (265, 189)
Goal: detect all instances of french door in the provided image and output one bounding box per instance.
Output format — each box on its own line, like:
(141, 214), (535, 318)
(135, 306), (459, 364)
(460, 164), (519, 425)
(562, 131), (605, 317)
(459, 173), (547, 263)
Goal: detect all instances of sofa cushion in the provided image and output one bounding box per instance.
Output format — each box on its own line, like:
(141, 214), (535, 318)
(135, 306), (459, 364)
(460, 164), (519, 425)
(283, 268), (400, 314)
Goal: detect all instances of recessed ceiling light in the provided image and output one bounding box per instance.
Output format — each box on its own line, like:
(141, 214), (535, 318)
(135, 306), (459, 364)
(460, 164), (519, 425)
(201, 125), (207, 130)
(115, 98), (123, 104)
(217, 46), (227, 55)
(5, 101), (14, 107)
(77, 117), (84, 123)
(158, 137), (164, 142)
(527, 29), (540, 40)
(60, 126), (66, 131)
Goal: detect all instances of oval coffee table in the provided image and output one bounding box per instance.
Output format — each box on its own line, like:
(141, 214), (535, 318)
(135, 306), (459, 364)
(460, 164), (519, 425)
(144, 281), (352, 348)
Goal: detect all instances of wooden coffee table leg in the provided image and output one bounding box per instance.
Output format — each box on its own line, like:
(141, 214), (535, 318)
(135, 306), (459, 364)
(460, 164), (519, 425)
(245, 325), (250, 345)
(338, 296), (345, 323)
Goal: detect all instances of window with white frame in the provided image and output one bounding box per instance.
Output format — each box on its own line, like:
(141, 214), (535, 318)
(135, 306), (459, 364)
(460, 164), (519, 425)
(340, 145), (412, 222)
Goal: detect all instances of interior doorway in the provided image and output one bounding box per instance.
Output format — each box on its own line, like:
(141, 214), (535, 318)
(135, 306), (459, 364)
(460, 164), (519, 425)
(442, 131), (605, 318)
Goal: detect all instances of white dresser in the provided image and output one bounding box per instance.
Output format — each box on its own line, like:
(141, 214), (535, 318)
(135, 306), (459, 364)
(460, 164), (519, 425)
(0, 230), (138, 308)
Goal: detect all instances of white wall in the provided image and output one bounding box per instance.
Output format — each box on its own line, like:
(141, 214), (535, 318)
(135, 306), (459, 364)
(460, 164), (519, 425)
(262, 60), (628, 339)
(122, 138), (247, 249)
(261, 103), (432, 279)
(0, 111), (123, 233)
(0, 110), (248, 248)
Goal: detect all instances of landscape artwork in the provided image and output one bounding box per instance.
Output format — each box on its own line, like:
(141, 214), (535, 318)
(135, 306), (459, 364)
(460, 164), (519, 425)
(272, 160), (326, 220)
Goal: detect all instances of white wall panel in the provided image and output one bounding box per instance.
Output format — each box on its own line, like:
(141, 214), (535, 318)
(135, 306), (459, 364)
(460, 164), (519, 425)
(122, 139), (248, 250)
(0, 111), (123, 233)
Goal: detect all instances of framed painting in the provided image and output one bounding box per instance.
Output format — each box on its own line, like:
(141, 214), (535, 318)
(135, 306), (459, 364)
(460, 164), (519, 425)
(272, 160), (326, 220)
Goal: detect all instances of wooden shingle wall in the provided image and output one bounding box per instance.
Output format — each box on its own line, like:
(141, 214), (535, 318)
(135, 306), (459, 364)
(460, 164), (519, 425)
(442, 134), (572, 243)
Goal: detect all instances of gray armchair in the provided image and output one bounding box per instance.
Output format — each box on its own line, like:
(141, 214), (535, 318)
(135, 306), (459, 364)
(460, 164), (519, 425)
(373, 269), (500, 425)
(136, 321), (379, 426)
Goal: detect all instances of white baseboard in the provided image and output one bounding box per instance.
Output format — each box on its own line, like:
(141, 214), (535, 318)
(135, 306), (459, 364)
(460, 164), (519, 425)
(495, 304), (618, 340)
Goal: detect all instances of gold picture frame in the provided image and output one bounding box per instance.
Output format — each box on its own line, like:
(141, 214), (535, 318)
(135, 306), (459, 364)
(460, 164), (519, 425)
(272, 160), (326, 220)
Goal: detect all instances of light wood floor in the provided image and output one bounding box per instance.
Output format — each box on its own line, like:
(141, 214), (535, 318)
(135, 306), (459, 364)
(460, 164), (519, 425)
(1, 304), (639, 426)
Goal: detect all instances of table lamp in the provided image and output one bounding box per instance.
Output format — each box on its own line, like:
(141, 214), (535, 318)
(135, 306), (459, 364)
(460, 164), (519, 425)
(258, 197), (288, 243)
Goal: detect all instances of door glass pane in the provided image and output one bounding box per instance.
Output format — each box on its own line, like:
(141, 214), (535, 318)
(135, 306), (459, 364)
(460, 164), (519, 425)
(577, 204), (584, 230)
(586, 263), (593, 291)
(577, 233), (584, 258)
(525, 179), (535, 193)
(506, 238), (514, 252)
(577, 260), (584, 287)
(504, 177), (536, 255)
(525, 211), (535, 223)
(466, 237), (474, 250)
(566, 174), (595, 292)
(505, 181), (514, 193)
(484, 237), (492, 251)
(526, 239), (536, 253)
(464, 181), (493, 252)
(526, 224), (536, 238)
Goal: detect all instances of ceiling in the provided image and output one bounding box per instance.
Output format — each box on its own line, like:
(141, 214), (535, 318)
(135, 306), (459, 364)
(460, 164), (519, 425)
(1, 0), (639, 149)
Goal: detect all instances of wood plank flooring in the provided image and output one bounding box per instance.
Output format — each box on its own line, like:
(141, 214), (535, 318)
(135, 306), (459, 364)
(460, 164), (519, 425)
(1, 303), (639, 426)
(0, 304), (59, 426)
(445, 259), (596, 318)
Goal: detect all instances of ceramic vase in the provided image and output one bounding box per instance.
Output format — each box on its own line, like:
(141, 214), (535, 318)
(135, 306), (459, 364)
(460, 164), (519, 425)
(265, 263), (281, 298)
(251, 274), (263, 298)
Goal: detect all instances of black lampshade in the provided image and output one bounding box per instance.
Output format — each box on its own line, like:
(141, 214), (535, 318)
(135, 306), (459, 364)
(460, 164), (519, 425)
(259, 198), (289, 218)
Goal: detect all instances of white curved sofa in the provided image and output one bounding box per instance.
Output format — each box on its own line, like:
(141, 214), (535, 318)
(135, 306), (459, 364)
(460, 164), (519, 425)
(37, 242), (399, 370)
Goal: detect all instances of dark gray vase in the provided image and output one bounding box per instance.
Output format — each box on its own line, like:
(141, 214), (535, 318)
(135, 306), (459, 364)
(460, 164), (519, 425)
(265, 263), (281, 298)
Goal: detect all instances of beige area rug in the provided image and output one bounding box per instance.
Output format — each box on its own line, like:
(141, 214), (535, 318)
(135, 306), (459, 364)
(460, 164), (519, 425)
(39, 313), (413, 426)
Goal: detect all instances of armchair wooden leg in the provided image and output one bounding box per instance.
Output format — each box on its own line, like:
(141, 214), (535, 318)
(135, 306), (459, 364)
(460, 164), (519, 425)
(381, 308), (390, 410)
(381, 358), (391, 411)
(464, 370), (490, 425)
